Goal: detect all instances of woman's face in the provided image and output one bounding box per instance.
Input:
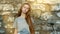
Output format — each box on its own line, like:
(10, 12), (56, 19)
(22, 4), (30, 14)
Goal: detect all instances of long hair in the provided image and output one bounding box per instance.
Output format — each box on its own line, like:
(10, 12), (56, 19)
(17, 3), (35, 34)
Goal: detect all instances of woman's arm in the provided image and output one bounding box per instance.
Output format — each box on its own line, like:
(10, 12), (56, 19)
(13, 18), (18, 34)
(14, 28), (18, 34)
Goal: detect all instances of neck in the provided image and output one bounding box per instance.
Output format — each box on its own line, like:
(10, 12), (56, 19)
(20, 12), (26, 18)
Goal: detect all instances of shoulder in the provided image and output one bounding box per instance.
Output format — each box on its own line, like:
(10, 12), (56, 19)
(15, 16), (23, 21)
(14, 17), (19, 21)
(14, 17), (20, 23)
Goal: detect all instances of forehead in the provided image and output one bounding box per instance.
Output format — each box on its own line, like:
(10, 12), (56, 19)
(23, 4), (30, 8)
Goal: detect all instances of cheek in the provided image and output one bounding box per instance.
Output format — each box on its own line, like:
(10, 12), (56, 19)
(26, 9), (29, 12)
(25, 9), (29, 13)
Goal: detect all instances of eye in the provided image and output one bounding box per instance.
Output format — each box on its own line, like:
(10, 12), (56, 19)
(26, 7), (29, 9)
(23, 6), (26, 8)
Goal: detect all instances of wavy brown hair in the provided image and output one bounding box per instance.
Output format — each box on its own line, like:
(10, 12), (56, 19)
(17, 3), (35, 34)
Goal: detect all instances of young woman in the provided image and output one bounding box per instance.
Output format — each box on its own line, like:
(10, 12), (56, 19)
(13, 3), (35, 34)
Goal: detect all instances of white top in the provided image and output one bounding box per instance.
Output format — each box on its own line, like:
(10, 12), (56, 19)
(13, 17), (30, 32)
